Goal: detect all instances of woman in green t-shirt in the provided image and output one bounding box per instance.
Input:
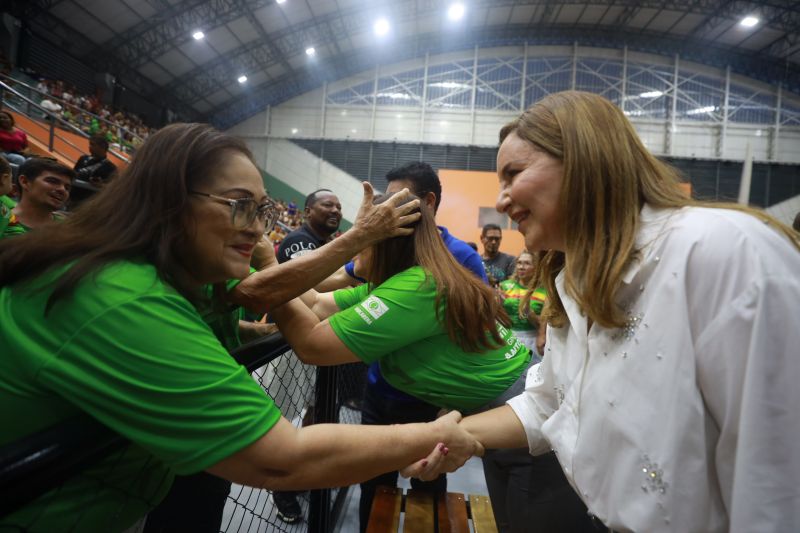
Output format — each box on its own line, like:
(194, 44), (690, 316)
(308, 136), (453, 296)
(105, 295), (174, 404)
(271, 197), (591, 533)
(498, 250), (547, 357)
(0, 124), (480, 532)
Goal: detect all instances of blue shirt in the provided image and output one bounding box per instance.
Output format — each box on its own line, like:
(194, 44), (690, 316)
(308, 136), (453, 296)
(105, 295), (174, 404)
(363, 225), (488, 402)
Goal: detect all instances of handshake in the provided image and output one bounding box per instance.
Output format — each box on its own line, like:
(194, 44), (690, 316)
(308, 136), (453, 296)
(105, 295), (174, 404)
(401, 411), (485, 481)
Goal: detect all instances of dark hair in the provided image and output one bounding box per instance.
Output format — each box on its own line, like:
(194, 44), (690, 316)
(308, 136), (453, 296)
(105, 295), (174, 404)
(0, 155), (10, 177)
(0, 123), (254, 311)
(0, 110), (14, 128)
(385, 162), (442, 213)
(481, 223), (502, 236)
(16, 157), (76, 198)
(305, 188), (333, 209)
(794, 211), (800, 233)
(89, 134), (109, 150)
(367, 195), (510, 353)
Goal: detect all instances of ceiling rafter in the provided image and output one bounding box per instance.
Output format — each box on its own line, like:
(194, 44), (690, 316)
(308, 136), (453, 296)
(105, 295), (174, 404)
(208, 23), (800, 128)
(12, 0), (199, 119)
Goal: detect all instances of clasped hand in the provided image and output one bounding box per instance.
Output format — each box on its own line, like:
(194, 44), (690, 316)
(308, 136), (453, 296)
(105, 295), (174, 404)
(401, 411), (484, 482)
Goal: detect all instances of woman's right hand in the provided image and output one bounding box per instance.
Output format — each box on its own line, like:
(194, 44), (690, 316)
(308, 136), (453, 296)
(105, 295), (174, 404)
(352, 182), (420, 244)
(400, 411), (484, 481)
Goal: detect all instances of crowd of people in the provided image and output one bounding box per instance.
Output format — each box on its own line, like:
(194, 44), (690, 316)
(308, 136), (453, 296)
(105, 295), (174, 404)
(32, 76), (155, 153)
(1, 90), (799, 533)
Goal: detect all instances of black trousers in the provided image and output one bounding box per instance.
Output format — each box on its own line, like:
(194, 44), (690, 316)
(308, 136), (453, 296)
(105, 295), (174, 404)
(358, 383), (446, 533)
(143, 472), (231, 533)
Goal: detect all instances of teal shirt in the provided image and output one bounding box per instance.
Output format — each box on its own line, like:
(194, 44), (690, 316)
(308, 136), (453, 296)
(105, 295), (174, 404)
(330, 266), (530, 411)
(0, 261), (280, 532)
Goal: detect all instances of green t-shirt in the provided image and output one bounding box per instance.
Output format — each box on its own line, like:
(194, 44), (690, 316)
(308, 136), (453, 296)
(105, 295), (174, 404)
(0, 260), (281, 532)
(498, 279), (547, 330)
(329, 266), (530, 412)
(199, 268), (256, 352)
(0, 195), (16, 237)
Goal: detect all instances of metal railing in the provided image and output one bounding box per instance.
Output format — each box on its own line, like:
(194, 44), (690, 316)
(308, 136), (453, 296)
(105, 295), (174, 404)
(0, 73), (146, 151)
(0, 79), (131, 165)
(0, 332), (362, 532)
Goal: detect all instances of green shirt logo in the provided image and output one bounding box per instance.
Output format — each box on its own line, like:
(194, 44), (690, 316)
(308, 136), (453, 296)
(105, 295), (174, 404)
(362, 295), (389, 320)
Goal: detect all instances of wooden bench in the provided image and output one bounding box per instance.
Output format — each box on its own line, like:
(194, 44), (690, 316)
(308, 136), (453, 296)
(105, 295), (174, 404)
(367, 486), (498, 533)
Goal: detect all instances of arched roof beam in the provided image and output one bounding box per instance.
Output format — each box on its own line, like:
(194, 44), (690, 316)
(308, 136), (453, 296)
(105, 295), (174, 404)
(208, 25), (800, 129)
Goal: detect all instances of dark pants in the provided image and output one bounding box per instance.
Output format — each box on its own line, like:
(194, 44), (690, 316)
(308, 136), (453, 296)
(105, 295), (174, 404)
(482, 450), (595, 533)
(143, 472), (231, 533)
(358, 383), (446, 533)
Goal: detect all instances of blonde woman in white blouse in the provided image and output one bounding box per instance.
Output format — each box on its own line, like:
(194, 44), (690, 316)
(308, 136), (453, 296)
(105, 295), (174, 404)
(404, 90), (800, 533)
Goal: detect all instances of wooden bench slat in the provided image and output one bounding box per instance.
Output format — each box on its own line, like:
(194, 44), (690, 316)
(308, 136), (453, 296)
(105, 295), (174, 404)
(437, 492), (469, 533)
(405, 490), (435, 532)
(469, 494), (499, 533)
(366, 486), (402, 533)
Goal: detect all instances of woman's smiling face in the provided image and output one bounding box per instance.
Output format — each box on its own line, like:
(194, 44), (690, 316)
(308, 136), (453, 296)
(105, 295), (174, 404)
(495, 132), (565, 253)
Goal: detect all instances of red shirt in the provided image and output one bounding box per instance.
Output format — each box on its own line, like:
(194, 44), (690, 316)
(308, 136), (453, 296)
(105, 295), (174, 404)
(0, 129), (27, 152)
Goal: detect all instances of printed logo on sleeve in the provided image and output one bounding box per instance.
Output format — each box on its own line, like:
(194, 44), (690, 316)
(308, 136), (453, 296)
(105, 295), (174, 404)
(361, 295), (389, 320)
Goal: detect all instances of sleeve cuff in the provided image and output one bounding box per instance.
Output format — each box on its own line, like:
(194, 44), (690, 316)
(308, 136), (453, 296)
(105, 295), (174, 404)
(507, 389), (552, 456)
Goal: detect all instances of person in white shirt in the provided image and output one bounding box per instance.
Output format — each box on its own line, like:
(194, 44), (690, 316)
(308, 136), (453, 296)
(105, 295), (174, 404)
(404, 90), (800, 533)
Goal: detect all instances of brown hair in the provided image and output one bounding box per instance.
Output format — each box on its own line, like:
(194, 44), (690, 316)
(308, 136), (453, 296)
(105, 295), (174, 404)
(500, 90), (799, 328)
(0, 123), (254, 311)
(366, 195), (510, 353)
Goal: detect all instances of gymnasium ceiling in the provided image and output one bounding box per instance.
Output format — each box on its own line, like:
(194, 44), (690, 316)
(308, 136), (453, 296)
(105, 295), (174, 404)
(11, 0), (800, 128)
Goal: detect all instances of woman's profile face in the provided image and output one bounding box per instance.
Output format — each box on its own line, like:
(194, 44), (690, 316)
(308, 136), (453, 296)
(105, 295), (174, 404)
(181, 151), (268, 285)
(496, 132), (565, 252)
(515, 253), (535, 283)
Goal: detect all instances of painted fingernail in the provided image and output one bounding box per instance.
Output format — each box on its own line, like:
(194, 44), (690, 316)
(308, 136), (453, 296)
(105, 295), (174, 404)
(438, 443), (446, 451)
(422, 460), (429, 467)
(443, 447), (449, 455)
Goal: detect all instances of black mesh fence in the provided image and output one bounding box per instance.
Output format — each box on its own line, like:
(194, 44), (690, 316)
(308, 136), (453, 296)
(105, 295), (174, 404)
(0, 334), (369, 533)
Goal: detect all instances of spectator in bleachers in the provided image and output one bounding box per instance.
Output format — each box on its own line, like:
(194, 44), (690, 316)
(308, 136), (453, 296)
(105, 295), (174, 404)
(277, 189), (342, 263)
(0, 123), (478, 532)
(498, 250), (547, 356)
(480, 223), (516, 285)
(74, 134), (117, 185)
(0, 110), (28, 165)
(0, 156), (15, 236)
(3, 157), (74, 237)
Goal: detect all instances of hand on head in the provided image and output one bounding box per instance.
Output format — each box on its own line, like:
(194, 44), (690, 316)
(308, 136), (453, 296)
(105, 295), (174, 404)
(399, 410), (484, 482)
(353, 182), (421, 245)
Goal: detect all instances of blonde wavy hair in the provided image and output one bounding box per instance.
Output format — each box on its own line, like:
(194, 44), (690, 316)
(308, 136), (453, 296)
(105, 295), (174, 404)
(499, 90), (800, 329)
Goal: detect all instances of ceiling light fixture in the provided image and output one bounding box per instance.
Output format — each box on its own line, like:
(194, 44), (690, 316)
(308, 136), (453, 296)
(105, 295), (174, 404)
(740, 16), (759, 27)
(192, 30), (205, 40)
(237, 75), (248, 84)
(448, 3), (465, 21)
(305, 47), (316, 56)
(374, 18), (390, 36)
(276, 0), (286, 4)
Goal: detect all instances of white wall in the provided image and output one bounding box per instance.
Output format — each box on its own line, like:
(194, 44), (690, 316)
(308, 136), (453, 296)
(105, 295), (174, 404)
(766, 194), (800, 227)
(240, 136), (366, 223)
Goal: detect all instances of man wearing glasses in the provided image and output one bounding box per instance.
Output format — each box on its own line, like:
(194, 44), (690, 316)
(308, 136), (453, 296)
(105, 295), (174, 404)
(480, 223), (516, 285)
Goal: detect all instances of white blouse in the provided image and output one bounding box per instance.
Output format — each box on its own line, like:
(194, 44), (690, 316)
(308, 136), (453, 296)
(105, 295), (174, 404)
(508, 204), (800, 533)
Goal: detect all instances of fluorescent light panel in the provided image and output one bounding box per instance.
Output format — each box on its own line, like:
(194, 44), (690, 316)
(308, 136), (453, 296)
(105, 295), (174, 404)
(740, 16), (759, 27)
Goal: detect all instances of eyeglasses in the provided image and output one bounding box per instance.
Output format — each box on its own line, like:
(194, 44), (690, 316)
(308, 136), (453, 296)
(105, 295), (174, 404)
(190, 191), (280, 232)
(484, 236), (502, 242)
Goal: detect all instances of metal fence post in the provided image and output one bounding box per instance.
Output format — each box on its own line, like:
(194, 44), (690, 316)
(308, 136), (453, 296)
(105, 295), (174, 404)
(308, 365), (340, 532)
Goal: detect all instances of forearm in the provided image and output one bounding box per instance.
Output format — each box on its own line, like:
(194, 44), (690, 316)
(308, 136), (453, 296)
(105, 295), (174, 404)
(238, 320), (278, 343)
(270, 421), (447, 490)
(232, 229), (368, 313)
(460, 405), (528, 449)
(208, 417), (456, 491)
